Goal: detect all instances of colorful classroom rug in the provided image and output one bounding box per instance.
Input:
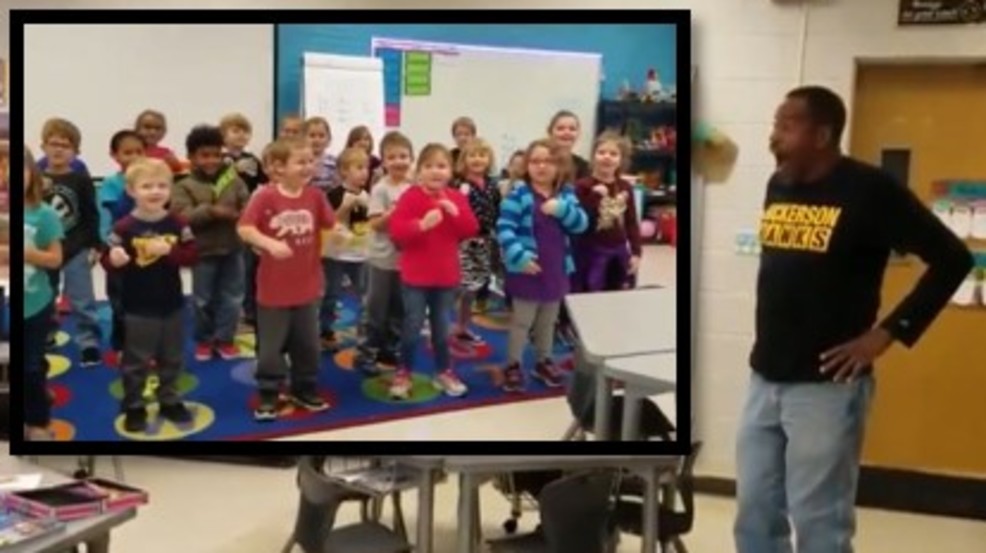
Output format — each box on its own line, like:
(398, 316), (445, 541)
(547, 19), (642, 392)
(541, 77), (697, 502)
(45, 294), (575, 441)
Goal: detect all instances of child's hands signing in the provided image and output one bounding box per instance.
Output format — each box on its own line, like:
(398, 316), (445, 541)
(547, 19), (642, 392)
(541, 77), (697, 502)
(420, 208), (444, 231)
(437, 198), (459, 217)
(541, 198), (560, 216)
(109, 246), (131, 268)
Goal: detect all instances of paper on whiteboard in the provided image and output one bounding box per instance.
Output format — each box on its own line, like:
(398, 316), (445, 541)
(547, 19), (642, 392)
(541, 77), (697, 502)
(951, 274), (977, 306)
(971, 202), (986, 240)
(949, 204), (973, 239)
(302, 53), (385, 158)
(932, 201), (951, 228)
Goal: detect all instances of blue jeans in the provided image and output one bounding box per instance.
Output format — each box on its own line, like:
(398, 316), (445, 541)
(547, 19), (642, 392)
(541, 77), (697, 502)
(734, 371), (875, 553)
(24, 302), (54, 427)
(60, 250), (102, 349)
(400, 285), (456, 374)
(320, 258), (366, 335)
(192, 252), (245, 344)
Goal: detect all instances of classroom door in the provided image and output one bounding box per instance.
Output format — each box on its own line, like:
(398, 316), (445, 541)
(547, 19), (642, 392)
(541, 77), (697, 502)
(850, 64), (986, 478)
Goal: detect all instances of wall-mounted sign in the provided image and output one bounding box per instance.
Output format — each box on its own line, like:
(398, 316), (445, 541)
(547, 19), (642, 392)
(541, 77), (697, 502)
(899, 1), (986, 25)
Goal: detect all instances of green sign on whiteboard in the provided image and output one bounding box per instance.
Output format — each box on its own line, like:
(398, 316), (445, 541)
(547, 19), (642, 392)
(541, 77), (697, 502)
(404, 51), (432, 96)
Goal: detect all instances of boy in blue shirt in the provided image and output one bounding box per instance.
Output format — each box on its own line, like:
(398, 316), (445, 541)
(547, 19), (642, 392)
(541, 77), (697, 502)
(98, 130), (146, 360)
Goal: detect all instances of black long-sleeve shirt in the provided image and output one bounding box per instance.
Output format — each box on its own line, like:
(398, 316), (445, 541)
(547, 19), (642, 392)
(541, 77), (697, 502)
(751, 157), (974, 382)
(43, 171), (101, 259)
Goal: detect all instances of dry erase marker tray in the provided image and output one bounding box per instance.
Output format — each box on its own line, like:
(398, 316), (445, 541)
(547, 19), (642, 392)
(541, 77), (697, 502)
(3, 478), (148, 521)
(0, 509), (65, 550)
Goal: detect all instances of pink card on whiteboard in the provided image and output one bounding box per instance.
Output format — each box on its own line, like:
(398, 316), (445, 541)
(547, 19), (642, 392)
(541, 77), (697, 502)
(385, 105), (401, 127)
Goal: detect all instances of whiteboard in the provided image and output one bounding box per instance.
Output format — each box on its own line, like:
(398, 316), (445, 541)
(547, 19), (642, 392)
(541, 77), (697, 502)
(302, 53), (385, 158)
(371, 38), (601, 170)
(24, 24), (274, 178)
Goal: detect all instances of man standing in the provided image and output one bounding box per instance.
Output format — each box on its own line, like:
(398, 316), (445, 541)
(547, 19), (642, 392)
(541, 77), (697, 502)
(734, 86), (973, 553)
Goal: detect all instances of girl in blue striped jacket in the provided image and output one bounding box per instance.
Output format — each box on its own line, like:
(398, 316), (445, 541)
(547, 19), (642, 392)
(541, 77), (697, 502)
(496, 138), (588, 392)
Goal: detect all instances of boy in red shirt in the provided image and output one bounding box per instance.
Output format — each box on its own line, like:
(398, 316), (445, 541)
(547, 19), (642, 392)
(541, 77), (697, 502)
(238, 137), (337, 421)
(389, 144), (479, 399)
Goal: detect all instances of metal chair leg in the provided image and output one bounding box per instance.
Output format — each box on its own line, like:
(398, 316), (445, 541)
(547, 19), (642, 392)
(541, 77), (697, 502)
(392, 491), (408, 542)
(112, 456), (125, 482)
(561, 419), (581, 440)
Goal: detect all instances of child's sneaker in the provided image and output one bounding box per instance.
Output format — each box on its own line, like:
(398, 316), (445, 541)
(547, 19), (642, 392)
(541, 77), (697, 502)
(354, 349), (380, 376)
(254, 391), (279, 422)
(194, 343), (213, 362)
(389, 368), (413, 400)
(320, 331), (339, 352)
(434, 369), (468, 397)
(289, 389), (330, 412)
(502, 362), (525, 393)
(123, 407), (148, 433)
(534, 359), (564, 388)
(80, 347), (101, 368)
(215, 342), (241, 361)
(454, 329), (485, 345)
(159, 402), (193, 424)
(376, 349), (398, 367)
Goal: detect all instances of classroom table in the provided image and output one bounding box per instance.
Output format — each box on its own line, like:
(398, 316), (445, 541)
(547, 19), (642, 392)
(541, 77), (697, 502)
(605, 352), (677, 440)
(0, 448), (137, 553)
(565, 287), (677, 440)
(388, 455), (680, 553)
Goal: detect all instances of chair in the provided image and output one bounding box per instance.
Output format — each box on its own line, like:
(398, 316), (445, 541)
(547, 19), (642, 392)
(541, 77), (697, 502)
(73, 456), (126, 483)
(612, 442), (703, 553)
(563, 348), (675, 441)
(281, 456), (411, 553)
(488, 470), (620, 553)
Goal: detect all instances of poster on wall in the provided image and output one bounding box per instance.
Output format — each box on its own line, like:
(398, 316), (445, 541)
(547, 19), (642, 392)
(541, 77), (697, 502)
(930, 179), (986, 308)
(898, 0), (986, 25)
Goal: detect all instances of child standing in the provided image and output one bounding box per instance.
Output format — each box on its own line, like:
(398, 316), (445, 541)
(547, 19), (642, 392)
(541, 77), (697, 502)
(449, 116), (477, 167)
(497, 138), (588, 392)
(40, 118), (103, 366)
(238, 137), (337, 421)
(24, 146), (64, 441)
(355, 131), (414, 373)
(574, 131), (642, 292)
(547, 110), (591, 181)
(221, 113), (268, 194)
(499, 150), (527, 190)
(320, 147), (372, 351)
(389, 144), (479, 399)
(451, 138), (500, 343)
(304, 117), (339, 193)
(220, 113), (268, 329)
(101, 158), (198, 432)
(278, 114), (304, 139)
(171, 125), (250, 361)
(135, 109), (184, 174)
(98, 130), (146, 360)
(345, 125), (382, 189)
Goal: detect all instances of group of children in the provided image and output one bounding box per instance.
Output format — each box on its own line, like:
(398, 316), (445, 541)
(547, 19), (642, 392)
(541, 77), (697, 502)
(21, 107), (645, 439)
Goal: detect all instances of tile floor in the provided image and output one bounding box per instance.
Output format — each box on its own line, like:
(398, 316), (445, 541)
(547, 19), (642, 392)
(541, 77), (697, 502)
(23, 455), (986, 553)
